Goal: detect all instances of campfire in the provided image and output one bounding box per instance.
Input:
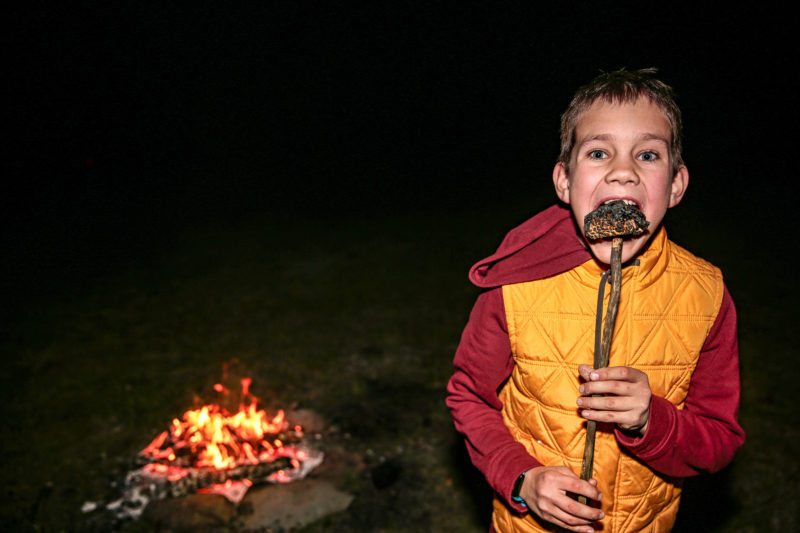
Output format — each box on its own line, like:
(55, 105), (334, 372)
(105, 378), (323, 520)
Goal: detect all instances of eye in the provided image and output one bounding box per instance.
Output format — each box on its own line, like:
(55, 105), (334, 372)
(588, 149), (607, 160)
(638, 150), (659, 162)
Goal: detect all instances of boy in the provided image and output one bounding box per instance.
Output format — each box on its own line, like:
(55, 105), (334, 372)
(446, 69), (745, 532)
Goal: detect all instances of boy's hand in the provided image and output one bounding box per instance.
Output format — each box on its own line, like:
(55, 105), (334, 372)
(520, 466), (604, 533)
(577, 364), (651, 434)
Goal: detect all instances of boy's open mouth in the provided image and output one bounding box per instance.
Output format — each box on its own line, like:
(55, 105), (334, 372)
(595, 198), (641, 211)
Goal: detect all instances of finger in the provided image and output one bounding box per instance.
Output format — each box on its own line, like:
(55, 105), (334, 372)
(559, 474), (604, 502)
(578, 364), (594, 381)
(532, 468), (603, 505)
(580, 379), (634, 396)
(550, 494), (605, 527)
(541, 512), (596, 533)
(590, 366), (643, 383)
(580, 407), (628, 424)
(539, 500), (597, 532)
(580, 406), (646, 429)
(543, 511), (597, 533)
(578, 394), (632, 411)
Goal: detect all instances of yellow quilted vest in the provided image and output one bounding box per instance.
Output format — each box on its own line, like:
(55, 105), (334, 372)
(493, 228), (723, 533)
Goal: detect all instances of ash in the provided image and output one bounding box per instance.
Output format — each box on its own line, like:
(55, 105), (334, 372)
(97, 444), (323, 522)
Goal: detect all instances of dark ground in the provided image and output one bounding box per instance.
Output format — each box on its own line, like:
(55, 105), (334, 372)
(3, 4), (798, 532)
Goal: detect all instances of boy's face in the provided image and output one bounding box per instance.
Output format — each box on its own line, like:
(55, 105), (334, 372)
(553, 98), (689, 265)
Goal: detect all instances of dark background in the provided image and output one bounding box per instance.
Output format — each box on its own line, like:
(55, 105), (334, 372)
(2, 3), (797, 531)
(5, 3), (793, 302)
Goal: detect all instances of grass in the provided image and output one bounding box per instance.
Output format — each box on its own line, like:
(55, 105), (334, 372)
(2, 194), (796, 532)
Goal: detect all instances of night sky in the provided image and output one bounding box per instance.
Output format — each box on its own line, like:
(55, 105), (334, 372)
(4, 4), (793, 303)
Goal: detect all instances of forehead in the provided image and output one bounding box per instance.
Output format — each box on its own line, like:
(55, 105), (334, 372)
(575, 98), (671, 143)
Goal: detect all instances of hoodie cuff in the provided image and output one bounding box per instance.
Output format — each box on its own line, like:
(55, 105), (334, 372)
(614, 395), (677, 460)
(495, 451), (541, 514)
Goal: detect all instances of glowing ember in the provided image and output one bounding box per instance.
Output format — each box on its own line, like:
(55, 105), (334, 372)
(139, 378), (302, 471)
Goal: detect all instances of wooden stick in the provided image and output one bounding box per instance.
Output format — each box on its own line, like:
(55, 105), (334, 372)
(577, 237), (623, 503)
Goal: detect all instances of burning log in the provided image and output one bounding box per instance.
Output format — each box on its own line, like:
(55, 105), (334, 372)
(127, 457), (293, 500)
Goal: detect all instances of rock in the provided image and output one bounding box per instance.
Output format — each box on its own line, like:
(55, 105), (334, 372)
(239, 479), (354, 531)
(142, 493), (235, 532)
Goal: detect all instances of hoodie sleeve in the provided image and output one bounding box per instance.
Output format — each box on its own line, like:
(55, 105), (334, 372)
(615, 285), (745, 475)
(446, 287), (541, 510)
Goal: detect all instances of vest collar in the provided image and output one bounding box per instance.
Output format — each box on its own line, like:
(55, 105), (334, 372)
(572, 226), (670, 289)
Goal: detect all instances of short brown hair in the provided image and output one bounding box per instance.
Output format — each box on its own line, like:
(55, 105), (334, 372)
(558, 68), (684, 174)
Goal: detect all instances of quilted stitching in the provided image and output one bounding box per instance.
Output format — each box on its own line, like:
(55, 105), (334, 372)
(495, 234), (722, 532)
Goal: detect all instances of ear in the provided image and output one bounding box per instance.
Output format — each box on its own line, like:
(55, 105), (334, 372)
(553, 162), (570, 204)
(668, 165), (689, 207)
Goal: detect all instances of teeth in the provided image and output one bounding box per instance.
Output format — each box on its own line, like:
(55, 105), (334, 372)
(603, 199), (637, 207)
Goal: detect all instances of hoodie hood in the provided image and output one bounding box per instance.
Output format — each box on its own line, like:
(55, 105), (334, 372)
(469, 204), (593, 288)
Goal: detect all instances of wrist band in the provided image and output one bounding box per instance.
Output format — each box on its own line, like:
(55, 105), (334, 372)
(511, 472), (527, 508)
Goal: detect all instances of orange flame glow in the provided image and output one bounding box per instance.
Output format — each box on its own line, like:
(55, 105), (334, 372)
(140, 378), (302, 471)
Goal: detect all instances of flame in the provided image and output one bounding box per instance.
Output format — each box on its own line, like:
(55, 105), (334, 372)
(140, 378), (303, 471)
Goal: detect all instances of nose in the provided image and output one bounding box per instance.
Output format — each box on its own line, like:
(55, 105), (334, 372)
(605, 156), (640, 185)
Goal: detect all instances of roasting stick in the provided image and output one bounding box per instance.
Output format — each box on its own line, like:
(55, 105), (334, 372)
(577, 201), (649, 505)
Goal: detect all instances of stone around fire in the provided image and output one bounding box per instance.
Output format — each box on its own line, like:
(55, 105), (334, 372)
(239, 479), (354, 531)
(141, 493), (235, 531)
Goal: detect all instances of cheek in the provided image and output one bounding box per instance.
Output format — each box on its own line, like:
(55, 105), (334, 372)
(650, 191), (672, 216)
(567, 178), (594, 204)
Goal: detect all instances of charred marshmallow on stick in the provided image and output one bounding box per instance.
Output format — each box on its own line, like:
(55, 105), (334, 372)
(583, 199), (649, 241)
(577, 199), (650, 493)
